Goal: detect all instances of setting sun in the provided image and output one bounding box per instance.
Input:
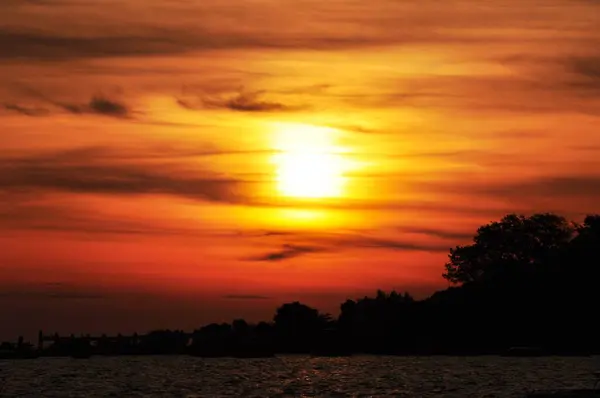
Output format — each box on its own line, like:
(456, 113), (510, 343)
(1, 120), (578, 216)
(271, 123), (348, 199)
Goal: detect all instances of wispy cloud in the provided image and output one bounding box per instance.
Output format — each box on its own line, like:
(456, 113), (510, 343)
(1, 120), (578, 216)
(4, 85), (131, 118)
(398, 227), (473, 241)
(0, 148), (246, 203)
(5, 0), (595, 61)
(3, 103), (49, 116)
(223, 294), (272, 300)
(248, 244), (324, 262)
(59, 95), (129, 118)
(0, 285), (106, 300)
(417, 175), (600, 199)
(177, 90), (298, 112)
(246, 231), (452, 263)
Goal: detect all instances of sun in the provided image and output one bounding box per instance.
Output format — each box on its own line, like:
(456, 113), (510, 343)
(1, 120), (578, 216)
(271, 123), (347, 199)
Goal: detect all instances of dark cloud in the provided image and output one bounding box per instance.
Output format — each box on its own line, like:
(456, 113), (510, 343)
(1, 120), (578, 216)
(0, 17), (524, 61)
(246, 231), (452, 263)
(3, 103), (49, 116)
(409, 174), (600, 217)
(322, 234), (450, 252)
(0, 30), (194, 60)
(399, 227), (473, 241)
(570, 144), (600, 152)
(0, 200), (202, 236)
(71, 96), (128, 117)
(1, 0), (76, 5)
(55, 95), (130, 118)
(506, 176), (600, 197)
(249, 244), (324, 262)
(425, 175), (600, 199)
(6, 86), (130, 118)
(568, 56), (600, 93)
(222, 294), (272, 300)
(0, 29), (380, 61)
(0, 288), (105, 300)
(0, 148), (245, 203)
(178, 90), (296, 113)
(571, 56), (600, 80)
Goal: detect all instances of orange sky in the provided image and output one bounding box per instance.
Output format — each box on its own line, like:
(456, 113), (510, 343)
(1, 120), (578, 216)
(1, 0), (600, 339)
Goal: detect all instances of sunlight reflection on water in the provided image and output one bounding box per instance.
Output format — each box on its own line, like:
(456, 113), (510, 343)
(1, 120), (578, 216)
(0, 355), (598, 397)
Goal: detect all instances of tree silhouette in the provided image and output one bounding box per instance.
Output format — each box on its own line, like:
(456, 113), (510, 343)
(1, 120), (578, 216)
(273, 302), (329, 352)
(17, 212), (600, 358)
(443, 213), (575, 284)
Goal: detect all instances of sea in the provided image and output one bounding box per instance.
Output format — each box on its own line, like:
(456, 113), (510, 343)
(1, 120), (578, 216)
(1, 356), (598, 397)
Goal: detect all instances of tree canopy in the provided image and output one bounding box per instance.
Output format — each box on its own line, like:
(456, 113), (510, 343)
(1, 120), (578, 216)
(443, 213), (576, 284)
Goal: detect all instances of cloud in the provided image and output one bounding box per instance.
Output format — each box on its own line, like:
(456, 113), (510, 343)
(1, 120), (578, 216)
(5, 86), (130, 118)
(567, 56), (600, 92)
(246, 231), (452, 263)
(504, 176), (600, 198)
(407, 174), (600, 218)
(1, 0), (75, 6)
(249, 244), (324, 262)
(54, 95), (130, 118)
(424, 175), (600, 199)
(0, 147), (245, 203)
(62, 96), (129, 117)
(399, 227), (473, 241)
(222, 294), (272, 300)
(0, 285), (106, 300)
(0, 28), (386, 61)
(0, 200), (202, 236)
(3, 103), (49, 116)
(2, 0), (566, 62)
(571, 56), (600, 80)
(178, 90), (296, 113)
(0, 30), (194, 60)
(322, 234), (450, 252)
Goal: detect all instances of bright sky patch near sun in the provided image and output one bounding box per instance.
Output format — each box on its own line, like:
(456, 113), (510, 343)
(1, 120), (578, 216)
(271, 123), (349, 199)
(0, 0), (599, 338)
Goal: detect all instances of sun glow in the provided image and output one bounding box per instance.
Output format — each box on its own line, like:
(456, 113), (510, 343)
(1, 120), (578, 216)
(271, 123), (348, 199)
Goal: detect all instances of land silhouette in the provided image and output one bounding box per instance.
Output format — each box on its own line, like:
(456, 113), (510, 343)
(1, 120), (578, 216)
(2, 213), (598, 359)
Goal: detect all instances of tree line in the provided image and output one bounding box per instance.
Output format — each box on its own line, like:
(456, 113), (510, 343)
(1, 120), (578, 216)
(4, 213), (599, 358)
(191, 213), (600, 356)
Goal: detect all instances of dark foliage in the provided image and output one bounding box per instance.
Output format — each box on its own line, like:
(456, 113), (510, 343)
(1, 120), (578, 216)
(6, 213), (598, 358)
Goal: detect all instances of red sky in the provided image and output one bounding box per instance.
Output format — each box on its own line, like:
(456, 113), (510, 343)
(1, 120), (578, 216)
(1, 0), (600, 340)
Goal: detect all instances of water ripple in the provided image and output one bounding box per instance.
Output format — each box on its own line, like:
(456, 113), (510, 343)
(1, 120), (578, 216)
(0, 356), (598, 397)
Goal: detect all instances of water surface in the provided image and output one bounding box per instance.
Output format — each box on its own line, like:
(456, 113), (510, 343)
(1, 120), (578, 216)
(1, 356), (598, 397)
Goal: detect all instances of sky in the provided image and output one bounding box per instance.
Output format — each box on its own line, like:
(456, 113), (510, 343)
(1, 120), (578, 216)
(1, 0), (599, 340)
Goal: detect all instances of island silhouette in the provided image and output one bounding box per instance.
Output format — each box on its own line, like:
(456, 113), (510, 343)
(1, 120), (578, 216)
(2, 213), (598, 359)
